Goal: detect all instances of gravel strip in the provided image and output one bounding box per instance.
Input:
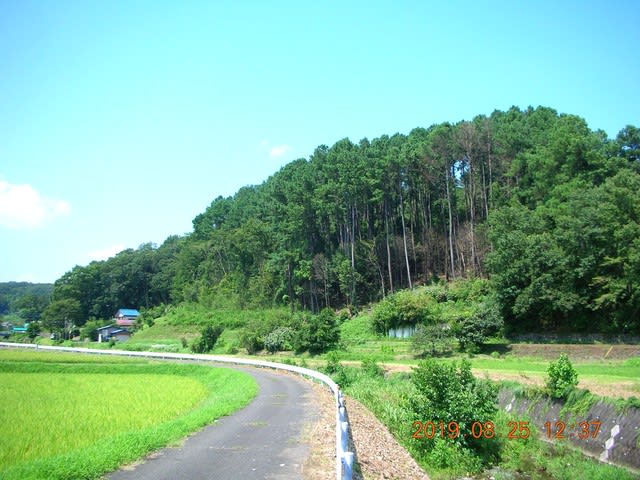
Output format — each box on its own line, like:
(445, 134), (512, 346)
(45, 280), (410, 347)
(345, 396), (430, 480)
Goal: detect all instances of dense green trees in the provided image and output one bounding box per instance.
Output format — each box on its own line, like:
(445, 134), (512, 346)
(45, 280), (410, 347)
(51, 240), (181, 321)
(0, 282), (52, 320)
(488, 171), (640, 333)
(47, 106), (639, 335)
(41, 299), (84, 339)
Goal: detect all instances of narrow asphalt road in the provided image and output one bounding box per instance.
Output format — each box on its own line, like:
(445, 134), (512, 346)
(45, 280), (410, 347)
(107, 366), (320, 480)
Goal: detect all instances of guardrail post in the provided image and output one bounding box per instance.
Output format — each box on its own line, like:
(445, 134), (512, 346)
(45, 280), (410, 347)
(336, 409), (343, 480)
(340, 421), (349, 453)
(342, 451), (354, 480)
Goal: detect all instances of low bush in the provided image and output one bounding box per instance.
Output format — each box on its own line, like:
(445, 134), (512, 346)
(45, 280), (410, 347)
(411, 323), (454, 357)
(240, 328), (263, 354)
(361, 356), (384, 377)
(455, 297), (504, 352)
(263, 326), (293, 353)
(191, 325), (224, 353)
(292, 309), (339, 354)
(409, 359), (498, 453)
(546, 353), (578, 398)
(371, 290), (438, 333)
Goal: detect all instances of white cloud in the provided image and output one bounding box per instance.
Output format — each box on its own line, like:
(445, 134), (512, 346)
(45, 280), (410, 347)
(0, 180), (71, 229)
(269, 144), (292, 158)
(87, 244), (126, 262)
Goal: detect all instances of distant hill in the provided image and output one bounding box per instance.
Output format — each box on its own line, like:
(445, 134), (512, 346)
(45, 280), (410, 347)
(0, 282), (53, 319)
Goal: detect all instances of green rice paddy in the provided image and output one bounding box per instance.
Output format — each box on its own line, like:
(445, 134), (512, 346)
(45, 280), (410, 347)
(0, 349), (257, 480)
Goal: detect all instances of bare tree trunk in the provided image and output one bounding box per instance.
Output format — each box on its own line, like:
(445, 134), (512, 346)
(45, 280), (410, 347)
(400, 189), (413, 289)
(385, 200), (394, 293)
(351, 205), (356, 269)
(445, 164), (456, 279)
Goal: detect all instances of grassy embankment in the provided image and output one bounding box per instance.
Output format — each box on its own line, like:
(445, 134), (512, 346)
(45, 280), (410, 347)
(0, 349), (257, 480)
(121, 303), (640, 397)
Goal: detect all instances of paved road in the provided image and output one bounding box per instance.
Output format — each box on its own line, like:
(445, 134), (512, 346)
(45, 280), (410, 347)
(107, 366), (320, 480)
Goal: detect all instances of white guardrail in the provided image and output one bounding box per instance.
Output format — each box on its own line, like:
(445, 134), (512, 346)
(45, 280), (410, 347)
(0, 342), (354, 480)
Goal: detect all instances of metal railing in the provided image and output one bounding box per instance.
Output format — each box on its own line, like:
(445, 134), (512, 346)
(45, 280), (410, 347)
(0, 342), (354, 480)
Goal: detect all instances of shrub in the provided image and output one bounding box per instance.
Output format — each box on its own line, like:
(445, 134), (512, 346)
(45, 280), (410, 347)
(191, 325), (224, 353)
(371, 290), (436, 333)
(361, 357), (384, 377)
(455, 298), (503, 352)
(426, 437), (483, 474)
(263, 326), (293, 353)
(325, 351), (342, 374)
(26, 321), (41, 341)
(409, 359), (498, 452)
(240, 329), (263, 354)
(80, 320), (104, 342)
(293, 309), (339, 354)
(324, 352), (354, 387)
(546, 353), (578, 398)
(412, 323), (454, 357)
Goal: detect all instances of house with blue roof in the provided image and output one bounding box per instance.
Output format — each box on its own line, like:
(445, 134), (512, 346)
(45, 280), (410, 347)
(114, 308), (140, 327)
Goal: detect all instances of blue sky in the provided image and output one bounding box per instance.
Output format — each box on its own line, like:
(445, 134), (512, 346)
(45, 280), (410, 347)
(1, 0), (639, 283)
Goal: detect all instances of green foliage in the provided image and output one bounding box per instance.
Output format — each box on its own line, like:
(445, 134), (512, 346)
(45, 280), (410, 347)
(411, 323), (454, 357)
(26, 321), (41, 340)
(561, 388), (597, 417)
(447, 279), (492, 302)
(489, 170), (640, 333)
(292, 309), (340, 354)
(240, 328), (263, 354)
(0, 282), (52, 319)
(263, 326), (293, 353)
(138, 304), (169, 328)
(425, 438), (483, 474)
(190, 325), (224, 353)
(324, 351), (342, 374)
(409, 359), (498, 451)
(361, 356), (384, 377)
(43, 107), (640, 339)
(80, 319), (106, 341)
(41, 299), (84, 339)
(371, 290), (438, 333)
(455, 298), (504, 352)
(546, 353), (579, 398)
(339, 313), (380, 346)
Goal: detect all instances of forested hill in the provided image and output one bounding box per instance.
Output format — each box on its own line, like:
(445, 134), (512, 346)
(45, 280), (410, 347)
(0, 282), (53, 320)
(52, 106), (640, 333)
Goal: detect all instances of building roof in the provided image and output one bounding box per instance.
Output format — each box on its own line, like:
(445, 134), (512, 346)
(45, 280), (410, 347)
(96, 324), (116, 331)
(111, 329), (131, 335)
(116, 309), (140, 317)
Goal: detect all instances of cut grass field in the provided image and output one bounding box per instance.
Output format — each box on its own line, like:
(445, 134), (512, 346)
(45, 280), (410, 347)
(0, 349), (258, 480)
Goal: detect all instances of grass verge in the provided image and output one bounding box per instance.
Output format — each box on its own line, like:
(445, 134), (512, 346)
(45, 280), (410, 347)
(337, 362), (637, 480)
